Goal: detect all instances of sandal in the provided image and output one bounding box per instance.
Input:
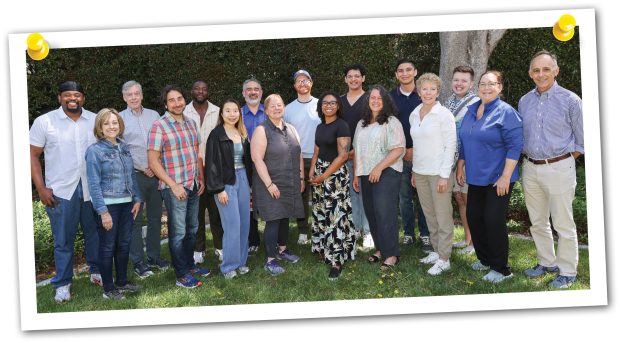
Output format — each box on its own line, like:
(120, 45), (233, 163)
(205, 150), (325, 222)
(381, 256), (400, 271)
(367, 254), (381, 263)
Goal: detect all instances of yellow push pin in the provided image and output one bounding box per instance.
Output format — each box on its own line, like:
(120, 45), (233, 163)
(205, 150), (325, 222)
(553, 14), (576, 42)
(27, 32), (50, 61)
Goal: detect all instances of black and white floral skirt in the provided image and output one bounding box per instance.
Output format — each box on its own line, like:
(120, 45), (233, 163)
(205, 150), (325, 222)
(311, 158), (356, 265)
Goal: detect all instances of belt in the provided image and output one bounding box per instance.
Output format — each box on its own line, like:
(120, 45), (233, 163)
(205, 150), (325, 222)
(526, 153), (572, 165)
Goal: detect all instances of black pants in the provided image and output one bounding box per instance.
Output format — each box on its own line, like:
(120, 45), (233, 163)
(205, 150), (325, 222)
(466, 183), (514, 275)
(195, 190), (223, 251)
(360, 168), (401, 258)
(264, 218), (289, 258)
(295, 158), (312, 235)
(248, 211), (260, 247)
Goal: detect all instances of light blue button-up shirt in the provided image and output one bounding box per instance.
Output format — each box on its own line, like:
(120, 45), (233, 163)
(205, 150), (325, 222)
(518, 82), (584, 160)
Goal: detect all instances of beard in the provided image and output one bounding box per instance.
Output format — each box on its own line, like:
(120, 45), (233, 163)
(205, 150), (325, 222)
(246, 98), (260, 106)
(64, 105), (82, 114)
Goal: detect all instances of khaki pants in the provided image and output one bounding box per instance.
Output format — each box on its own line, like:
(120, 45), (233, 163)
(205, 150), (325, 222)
(522, 157), (578, 277)
(414, 173), (454, 260)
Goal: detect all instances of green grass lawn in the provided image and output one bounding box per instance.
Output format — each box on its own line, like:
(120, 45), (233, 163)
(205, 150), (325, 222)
(36, 225), (590, 313)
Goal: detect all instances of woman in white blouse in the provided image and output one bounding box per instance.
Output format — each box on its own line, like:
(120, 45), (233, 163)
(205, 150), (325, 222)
(410, 73), (457, 276)
(352, 85), (405, 270)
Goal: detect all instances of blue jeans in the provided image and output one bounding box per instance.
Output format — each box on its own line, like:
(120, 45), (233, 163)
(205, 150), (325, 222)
(214, 168), (250, 274)
(400, 160), (429, 237)
(130, 171), (163, 264)
(96, 202), (134, 292)
(162, 185), (200, 278)
(46, 181), (100, 288)
(346, 160), (369, 233)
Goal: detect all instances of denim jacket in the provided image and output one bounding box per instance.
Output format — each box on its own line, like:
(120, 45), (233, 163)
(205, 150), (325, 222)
(86, 138), (142, 214)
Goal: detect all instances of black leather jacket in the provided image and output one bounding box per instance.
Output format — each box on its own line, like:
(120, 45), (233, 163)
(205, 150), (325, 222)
(205, 125), (252, 194)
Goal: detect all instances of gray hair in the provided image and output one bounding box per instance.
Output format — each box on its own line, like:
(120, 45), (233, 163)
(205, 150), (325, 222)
(242, 78), (262, 91)
(122, 80), (143, 94)
(530, 50), (559, 69)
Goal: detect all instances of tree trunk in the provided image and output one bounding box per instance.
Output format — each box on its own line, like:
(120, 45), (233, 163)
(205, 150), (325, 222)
(438, 30), (506, 102)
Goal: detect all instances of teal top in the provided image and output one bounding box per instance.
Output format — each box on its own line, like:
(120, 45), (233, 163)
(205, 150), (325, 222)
(233, 142), (245, 169)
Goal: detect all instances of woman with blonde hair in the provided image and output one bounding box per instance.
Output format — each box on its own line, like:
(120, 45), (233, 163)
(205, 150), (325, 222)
(86, 108), (143, 300)
(409, 73), (457, 276)
(251, 94), (305, 276)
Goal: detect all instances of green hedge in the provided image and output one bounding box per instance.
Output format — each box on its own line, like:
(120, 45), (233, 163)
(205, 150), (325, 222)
(26, 27), (580, 123)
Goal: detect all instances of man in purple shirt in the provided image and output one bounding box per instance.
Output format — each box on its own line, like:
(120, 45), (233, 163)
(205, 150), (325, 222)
(518, 50), (584, 289)
(241, 78), (265, 252)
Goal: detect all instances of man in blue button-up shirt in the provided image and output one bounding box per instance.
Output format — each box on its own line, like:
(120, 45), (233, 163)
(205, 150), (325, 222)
(518, 50), (584, 289)
(241, 78), (265, 253)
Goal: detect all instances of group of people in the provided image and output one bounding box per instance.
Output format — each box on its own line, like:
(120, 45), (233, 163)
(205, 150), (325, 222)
(30, 49), (583, 303)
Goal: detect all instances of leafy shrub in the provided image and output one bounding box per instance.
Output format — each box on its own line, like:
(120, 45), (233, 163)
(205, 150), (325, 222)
(33, 201), (86, 274)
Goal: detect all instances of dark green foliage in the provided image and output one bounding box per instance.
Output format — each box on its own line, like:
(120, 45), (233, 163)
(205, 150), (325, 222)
(26, 32), (440, 122)
(490, 27), (581, 107)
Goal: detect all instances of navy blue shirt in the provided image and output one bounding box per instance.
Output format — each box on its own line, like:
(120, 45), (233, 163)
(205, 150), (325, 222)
(459, 97), (523, 186)
(390, 87), (421, 149)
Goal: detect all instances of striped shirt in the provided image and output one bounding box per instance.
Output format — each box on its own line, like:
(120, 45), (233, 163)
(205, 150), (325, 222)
(148, 112), (201, 190)
(119, 107), (160, 171)
(518, 82), (584, 160)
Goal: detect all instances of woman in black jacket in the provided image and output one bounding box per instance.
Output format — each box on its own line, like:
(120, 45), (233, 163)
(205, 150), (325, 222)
(205, 99), (252, 279)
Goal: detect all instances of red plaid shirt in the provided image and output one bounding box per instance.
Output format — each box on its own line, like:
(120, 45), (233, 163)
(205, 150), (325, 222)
(148, 112), (201, 190)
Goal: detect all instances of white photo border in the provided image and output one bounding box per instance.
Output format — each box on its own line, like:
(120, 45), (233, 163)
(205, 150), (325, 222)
(9, 8), (606, 331)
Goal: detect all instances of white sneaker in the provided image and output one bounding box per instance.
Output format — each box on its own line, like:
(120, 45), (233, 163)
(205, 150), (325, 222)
(90, 273), (102, 286)
(54, 284), (71, 303)
(215, 249), (223, 262)
(482, 270), (513, 283)
(471, 260), (490, 271)
(428, 259), (451, 276)
(237, 266), (250, 275)
(458, 245), (475, 255)
(363, 233), (375, 250)
(420, 251), (439, 264)
(452, 240), (468, 249)
(193, 251), (204, 264)
(297, 234), (310, 245)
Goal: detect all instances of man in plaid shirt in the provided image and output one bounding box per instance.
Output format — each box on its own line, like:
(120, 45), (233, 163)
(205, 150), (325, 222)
(148, 85), (210, 289)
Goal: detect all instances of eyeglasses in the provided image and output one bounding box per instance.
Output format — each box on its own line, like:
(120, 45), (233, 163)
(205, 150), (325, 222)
(479, 82), (501, 88)
(296, 79), (312, 85)
(322, 101), (338, 107)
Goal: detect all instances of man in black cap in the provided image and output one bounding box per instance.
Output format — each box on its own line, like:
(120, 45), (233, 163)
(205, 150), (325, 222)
(30, 81), (101, 302)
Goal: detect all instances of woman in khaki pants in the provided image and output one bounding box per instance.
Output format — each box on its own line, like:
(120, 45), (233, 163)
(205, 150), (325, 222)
(409, 73), (457, 276)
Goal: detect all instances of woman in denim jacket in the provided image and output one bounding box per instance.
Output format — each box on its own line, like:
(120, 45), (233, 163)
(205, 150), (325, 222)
(86, 108), (143, 300)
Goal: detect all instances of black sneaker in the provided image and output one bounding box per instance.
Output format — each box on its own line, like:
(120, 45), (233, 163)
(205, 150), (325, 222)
(148, 257), (170, 271)
(328, 266), (342, 281)
(420, 236), (433, 252)
(133, 261), (154, 279)
(117, 283), (144, 293)
(103, 289), (125, 300)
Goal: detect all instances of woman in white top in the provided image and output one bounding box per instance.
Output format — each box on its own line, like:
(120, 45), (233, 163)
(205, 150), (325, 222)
(410, 73), (457, 276)
(352, 85), (405, 270)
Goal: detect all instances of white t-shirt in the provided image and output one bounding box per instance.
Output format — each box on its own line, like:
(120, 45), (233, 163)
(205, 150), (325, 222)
(29, 107), (97, 200)
(284, 97), (320, 158)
